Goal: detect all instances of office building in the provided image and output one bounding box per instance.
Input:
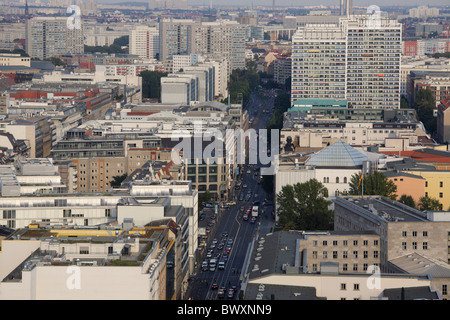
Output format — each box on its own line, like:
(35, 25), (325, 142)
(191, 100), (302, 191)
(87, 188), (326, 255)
(291, 15), (402, 109)
(26, 17), (84, 60)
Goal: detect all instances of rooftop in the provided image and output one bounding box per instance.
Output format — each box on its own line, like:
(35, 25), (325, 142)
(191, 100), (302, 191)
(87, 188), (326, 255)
(305, 140), (369, 167)
(389, 252), (450, 279)
(333, 196), (430, 223)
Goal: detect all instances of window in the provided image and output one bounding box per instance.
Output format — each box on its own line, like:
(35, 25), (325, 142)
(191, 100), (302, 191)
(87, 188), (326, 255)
(402, 231), (407, 237)
(363, 263), (368, 271)
(412, 231), (417, 237)
(354, 284), (360, 291)
(323, 240), (327, 246)
(353, 264), (358, 271)
(353, 251), (358, 258)
(343, 240), (348, 246)
(333, 251), (338, 259)
(443, 285), (448, 296)
(312, 264), (318, 272)
(402, 242), (407, 250)
(412, 242), (417, 250)
(343, 251), (348, 259)
(3, 210), (16, 219)
(423, 231), (428, 237)
(423, 242), (428, 250)
(313, 240), (318, 247)
(343, 263), (348, 271)
(323, 251), (328, 259)
(80, 247), (89, 254)
(440, 192), (443, 198)
(312, 251), (318, 259)
(336, 177), (340, 183)
(353, 240), (358, 246)
(341, 283), (346, 290)
(440, 181), (443, 188)
(374, 240), (379, 246)
(363, 251), (368, 259)
(333, 240), (338, 246)
(105, 209), (111, 217)
(374, 251), (379, 258)
(363, 240), (368, 246)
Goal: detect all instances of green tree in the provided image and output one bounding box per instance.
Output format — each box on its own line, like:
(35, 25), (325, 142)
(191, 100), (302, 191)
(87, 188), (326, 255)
(418, 196), (441, 211)
(110, 173), (127, 188)
(276, 179), (333, 231)
(140, 70), (168, 101)
(349, 171), (397, 200)
(414, 87), (436, 134)
(398, 195), (416, 208)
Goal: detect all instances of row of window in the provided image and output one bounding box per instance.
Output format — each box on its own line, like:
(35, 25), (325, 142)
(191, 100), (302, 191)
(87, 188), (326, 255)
(313, 239), (379, 247)
(312, 250), (379, 259)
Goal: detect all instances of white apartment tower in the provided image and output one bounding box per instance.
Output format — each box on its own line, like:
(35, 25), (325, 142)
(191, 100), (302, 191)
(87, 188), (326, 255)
(291, 15), (402, 109)
(26, 17), (84, 60)
(129, 25), (160, 60)
(159, 19), (246, 72)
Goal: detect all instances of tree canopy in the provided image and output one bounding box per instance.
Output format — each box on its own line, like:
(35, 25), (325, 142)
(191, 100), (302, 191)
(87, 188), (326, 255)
(398, 194), (416, 209)
(276, 179), (333, 231)
(414, 87), (436, 134)
(418, 196), (441, 211)
(349, 171), (397, 200)
(140, 70), (168, 101)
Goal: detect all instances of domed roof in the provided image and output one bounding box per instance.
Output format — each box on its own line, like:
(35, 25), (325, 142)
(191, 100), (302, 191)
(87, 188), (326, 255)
(305, 140), (369, 167)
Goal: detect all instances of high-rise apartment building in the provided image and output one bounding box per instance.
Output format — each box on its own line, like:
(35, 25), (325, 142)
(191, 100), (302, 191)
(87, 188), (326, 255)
(129, 25), (160, 60)
(26, 17), (84, 60)
(159, 19), (246, 72)
(291, 15), (402, 109)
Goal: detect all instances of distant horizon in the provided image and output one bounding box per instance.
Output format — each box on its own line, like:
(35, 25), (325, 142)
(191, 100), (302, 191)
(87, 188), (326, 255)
(7, 0), (450, 8)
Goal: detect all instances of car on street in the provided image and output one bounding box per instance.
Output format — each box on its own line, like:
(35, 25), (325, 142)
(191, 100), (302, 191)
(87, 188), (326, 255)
(205, 203), (214, 208)
(222, 232), (229, 238)
(227, 288), (234, 298)
(240, 206), (245, 212)
(243, 214), (248, 221)
(211, 282), (218, 290)
(218, 289), (225, 299)
(250, 216), (256, 223)
(243, 184), (247, 188)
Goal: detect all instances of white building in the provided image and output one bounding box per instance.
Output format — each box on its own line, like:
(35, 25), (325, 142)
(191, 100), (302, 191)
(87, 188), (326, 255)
(409, 6), (440, 19)
(26, 17), (84, 60)
(0, 53), (30, 67)
(129, 25), (160, 60)
(160, 74), (198, 105)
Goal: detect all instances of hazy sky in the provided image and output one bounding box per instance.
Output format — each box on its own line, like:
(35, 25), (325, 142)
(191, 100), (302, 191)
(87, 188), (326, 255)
(188, 0), (449, 7)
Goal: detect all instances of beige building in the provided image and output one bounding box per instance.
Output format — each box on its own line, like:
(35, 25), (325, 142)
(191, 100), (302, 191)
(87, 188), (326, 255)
(298, 231), (381, 273)
(333, 196), (450, 270)
(243, 231), (441, 300)
(0, 53), (30, 67)
(437, 98), (450, 144)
